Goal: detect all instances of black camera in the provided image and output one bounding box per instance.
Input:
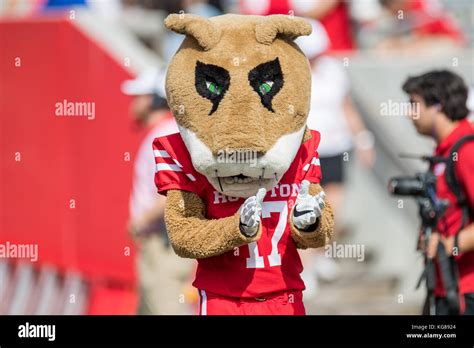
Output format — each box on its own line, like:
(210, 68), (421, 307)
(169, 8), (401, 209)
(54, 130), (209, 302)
(388, 172), (436, 197)
(389, 171), (447, 228)
(388, 155), (459, 315)
(388, 154), (451, 228)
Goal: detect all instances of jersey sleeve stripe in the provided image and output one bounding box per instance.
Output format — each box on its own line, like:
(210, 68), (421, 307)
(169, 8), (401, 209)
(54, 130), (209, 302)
(156, 163), (183, 172)
(303, 157), (321, 171)
(199, 290), (207, 316)
(172, 159), (184, 168)
(153, 149), (171, 158)
(186, 173), (197, 182)
(153, 135), (200, 193)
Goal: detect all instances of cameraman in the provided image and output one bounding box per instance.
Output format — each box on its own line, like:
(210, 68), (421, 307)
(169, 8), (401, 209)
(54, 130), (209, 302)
(402, 70), (474, 315)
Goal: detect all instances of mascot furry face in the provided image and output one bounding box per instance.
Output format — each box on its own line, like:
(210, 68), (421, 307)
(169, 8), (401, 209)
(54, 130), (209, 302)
(165, 14), (312, 198)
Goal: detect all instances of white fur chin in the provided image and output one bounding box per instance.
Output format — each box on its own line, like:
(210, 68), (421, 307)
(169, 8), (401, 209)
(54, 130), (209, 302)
(178, 125), (305, 198)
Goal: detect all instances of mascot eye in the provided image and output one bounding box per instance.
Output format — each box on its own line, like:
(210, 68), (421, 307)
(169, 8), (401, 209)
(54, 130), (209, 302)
(195, 61), (230, 115)
(206, 80), (222, 95)
(248, 58), (284, 112)
(258, 81), (274, 95)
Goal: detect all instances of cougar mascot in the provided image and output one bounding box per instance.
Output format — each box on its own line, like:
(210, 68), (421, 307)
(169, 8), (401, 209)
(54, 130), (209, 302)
(153, 13), (334, 315)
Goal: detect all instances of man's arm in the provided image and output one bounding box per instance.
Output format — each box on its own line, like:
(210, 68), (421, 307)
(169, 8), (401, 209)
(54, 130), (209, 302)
(164, 190), (262, 259)
(343, 96), (375, 168)
(128, 194), (166, 239)
(456, 224), (474, 253)
(454, 142), (474, 253)
(435, 142), (474, 257)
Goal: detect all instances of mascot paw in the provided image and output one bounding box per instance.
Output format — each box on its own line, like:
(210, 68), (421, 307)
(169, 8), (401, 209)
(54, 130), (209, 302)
(292, 180), (325, 231)
(239, 188), (266, 237)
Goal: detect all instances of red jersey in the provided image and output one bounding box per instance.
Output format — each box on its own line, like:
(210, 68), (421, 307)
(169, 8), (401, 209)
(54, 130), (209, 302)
(153, 130), (322, 298)
(317, 2), (354, 52)
(410, 0), (465, 45)
(433, 119), (474, 296)
(239, 0), (355, 52)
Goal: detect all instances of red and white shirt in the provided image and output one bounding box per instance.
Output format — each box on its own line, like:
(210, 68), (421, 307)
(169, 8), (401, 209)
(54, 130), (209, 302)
(153, 130), (322, 298)
(433, 119), (474, 296)
(129, 112), (178, 221)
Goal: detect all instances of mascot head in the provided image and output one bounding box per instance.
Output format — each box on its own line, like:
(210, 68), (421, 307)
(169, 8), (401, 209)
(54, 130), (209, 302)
(165, 14), (312, 198)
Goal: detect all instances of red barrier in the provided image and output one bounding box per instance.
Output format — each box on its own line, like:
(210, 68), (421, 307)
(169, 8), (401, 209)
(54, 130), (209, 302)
(0, 18), (144, 313)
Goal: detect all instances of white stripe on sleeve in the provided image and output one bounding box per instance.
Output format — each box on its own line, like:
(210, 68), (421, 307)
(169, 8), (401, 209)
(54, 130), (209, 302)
(155, 163), (182, 172)
(153, 150), (171, 158)
(186, 174), (196, 182)
(311, 157), (321, 166)
(200, 290), (207, 316)
(303, 157), (321, 171)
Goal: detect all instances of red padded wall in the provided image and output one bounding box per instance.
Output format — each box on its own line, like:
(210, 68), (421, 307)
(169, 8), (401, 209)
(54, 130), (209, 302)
(0, 18), (144, 285)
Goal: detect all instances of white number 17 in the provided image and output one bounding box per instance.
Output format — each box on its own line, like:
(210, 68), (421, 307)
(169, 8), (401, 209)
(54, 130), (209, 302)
(246, 201), (288, 269)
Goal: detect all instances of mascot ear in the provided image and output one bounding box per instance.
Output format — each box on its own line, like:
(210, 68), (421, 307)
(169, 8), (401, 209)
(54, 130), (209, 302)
(255, 15), (312, 45)
(164, 14), (221, 51)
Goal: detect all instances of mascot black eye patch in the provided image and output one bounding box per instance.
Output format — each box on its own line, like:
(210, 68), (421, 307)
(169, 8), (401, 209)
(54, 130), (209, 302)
(195, 61), (230, 115)
(248, 58), (284, 113)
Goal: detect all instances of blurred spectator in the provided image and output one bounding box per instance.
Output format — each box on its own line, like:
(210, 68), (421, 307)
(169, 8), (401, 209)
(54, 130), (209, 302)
(402, 70), (474, 315)
(0, 0), (123, 21)
(240, 0), (355, 52)
(296, 19), (375, 296)
(376, 0), (465, 53)
(350, 0), (382, 24)
(292, 0), (355, 52)
(123, 68), (193, 314)
(42, 0), (87, 8)
(0, 0), (44, 17)
(41, 0), (123, 21)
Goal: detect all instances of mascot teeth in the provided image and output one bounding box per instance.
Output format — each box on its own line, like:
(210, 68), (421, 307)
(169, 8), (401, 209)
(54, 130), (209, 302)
(222, 175), (255, 185)
(223, 177), (234, 185)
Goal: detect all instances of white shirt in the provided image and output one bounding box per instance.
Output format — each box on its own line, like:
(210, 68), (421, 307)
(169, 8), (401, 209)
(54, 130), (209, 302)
(306, 56), (353, 157)
(129, 116), (178, 220)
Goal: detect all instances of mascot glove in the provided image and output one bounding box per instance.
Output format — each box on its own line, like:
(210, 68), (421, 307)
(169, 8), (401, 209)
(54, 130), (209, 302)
(292, 180), (326, 230)
(239, 188), (266, 237)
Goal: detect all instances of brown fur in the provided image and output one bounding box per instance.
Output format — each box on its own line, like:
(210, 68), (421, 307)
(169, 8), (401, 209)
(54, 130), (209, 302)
(302, 126), (312, 143)
(165, 14), (221, 51)
(165, 182), (333, 258)
(255, 15), (312, 44)
(165, 14), (312, 156)
(165, 190), (262, 258)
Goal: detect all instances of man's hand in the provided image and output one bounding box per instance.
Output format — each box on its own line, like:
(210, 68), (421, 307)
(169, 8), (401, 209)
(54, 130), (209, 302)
(292, 180), (326, 230)
(239, 188), (266, 237)
(419, 232), (456, 259)
(426, 232), (441, 259)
